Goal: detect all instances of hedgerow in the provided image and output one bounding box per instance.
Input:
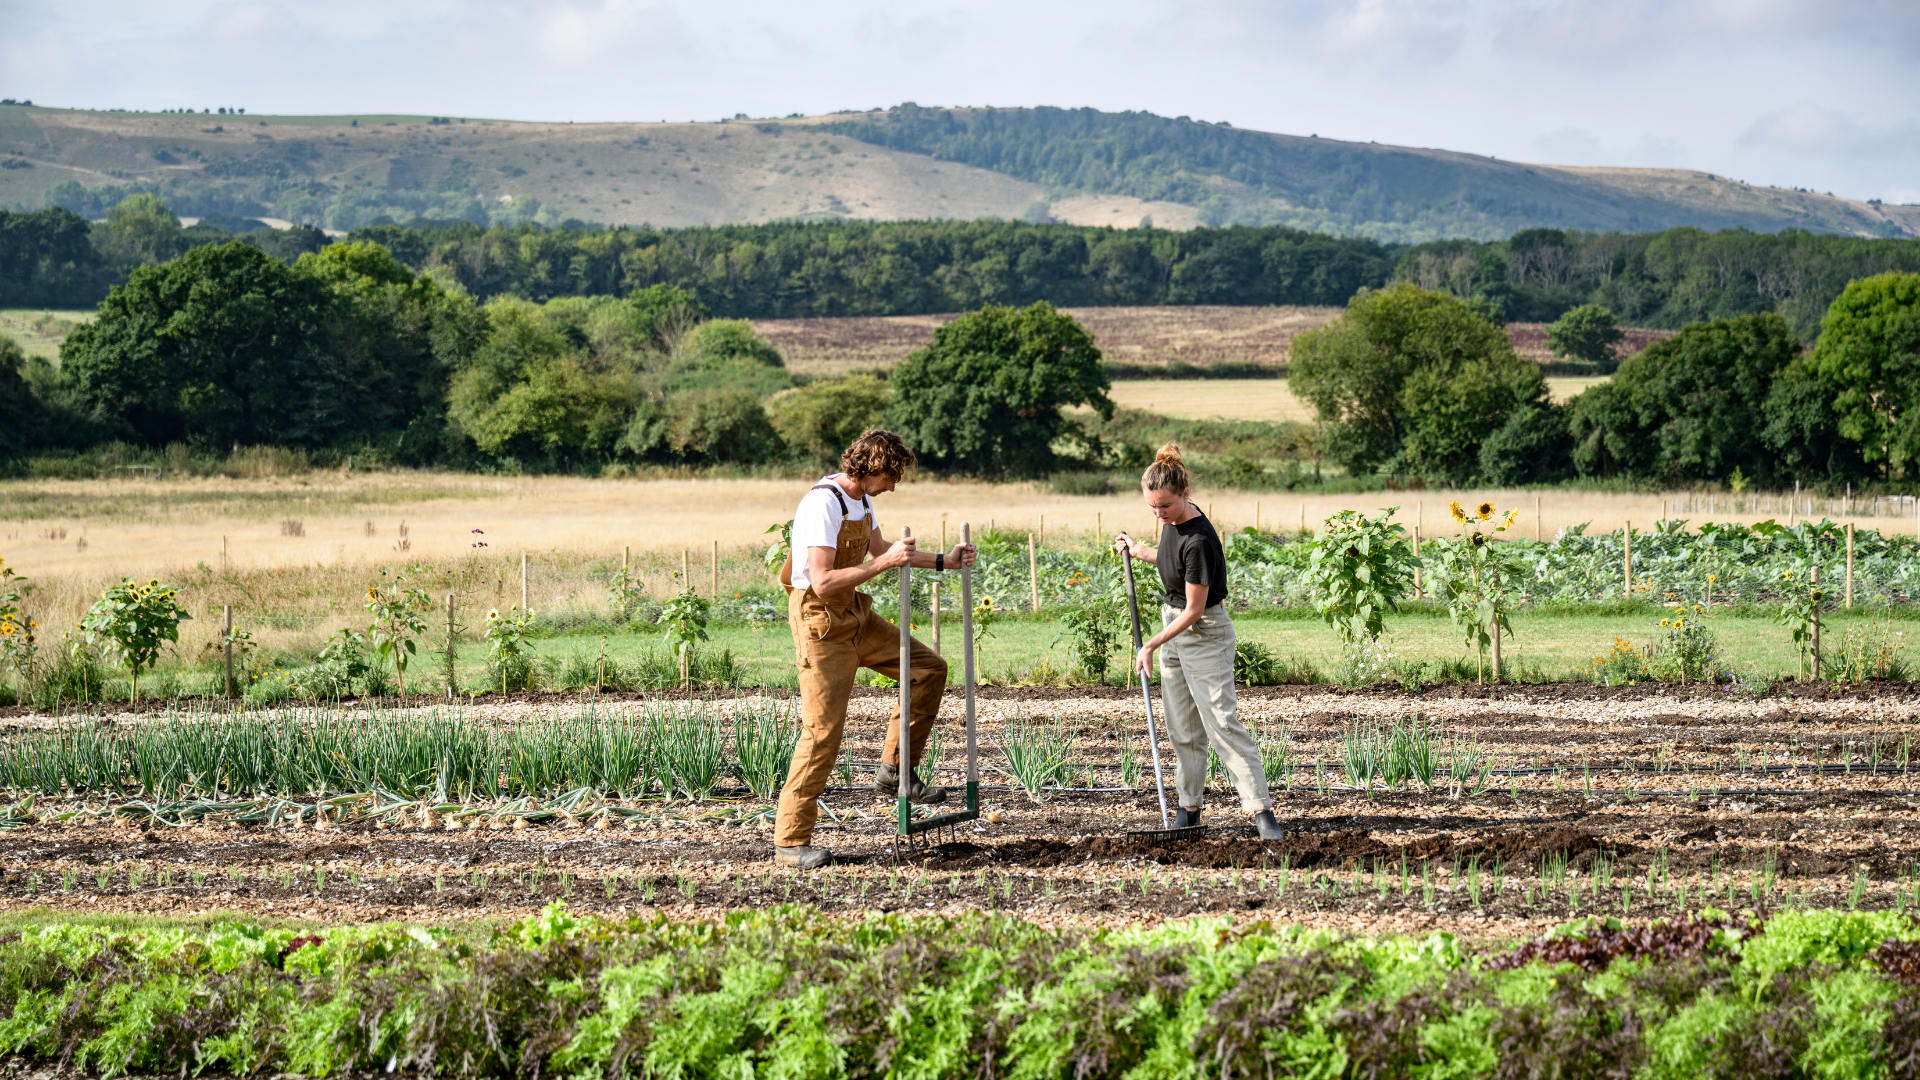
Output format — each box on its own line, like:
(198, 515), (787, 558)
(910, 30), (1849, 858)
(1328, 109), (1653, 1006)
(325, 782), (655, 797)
(1, 906), (1918, 1078)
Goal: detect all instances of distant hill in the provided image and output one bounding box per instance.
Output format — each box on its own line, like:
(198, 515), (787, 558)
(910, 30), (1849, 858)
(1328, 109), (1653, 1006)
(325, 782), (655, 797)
(819, 105), (1920, 242)
(1, 103), (1914, 242)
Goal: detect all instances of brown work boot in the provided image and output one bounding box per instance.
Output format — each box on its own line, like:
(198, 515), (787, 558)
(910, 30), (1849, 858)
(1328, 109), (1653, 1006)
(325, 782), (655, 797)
(874, 764), (948, 805)
(773, 844), (831, 870)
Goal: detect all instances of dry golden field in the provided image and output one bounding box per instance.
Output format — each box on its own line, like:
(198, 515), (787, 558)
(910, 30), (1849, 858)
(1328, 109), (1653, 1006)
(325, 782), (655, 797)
(0, 309), (91, 361)
(4, 472), (1902, 585)
(755, 305), (1340, 378)
(1098, 375), (1601, 421)
(1101, 379), (1312, 421)
(758, 311), (1673, 381)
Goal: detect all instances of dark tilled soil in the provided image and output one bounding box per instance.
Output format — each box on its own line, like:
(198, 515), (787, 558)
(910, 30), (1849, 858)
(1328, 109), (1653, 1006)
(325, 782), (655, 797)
(0, 781), (1908, 934)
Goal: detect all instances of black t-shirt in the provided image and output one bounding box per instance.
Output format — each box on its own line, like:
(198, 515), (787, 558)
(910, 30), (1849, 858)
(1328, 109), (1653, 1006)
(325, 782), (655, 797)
(1158, 510), (1228, 610)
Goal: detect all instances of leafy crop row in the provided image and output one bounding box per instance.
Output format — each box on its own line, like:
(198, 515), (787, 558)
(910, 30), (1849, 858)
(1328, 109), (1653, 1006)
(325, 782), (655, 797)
(872, 518), (1920, 618)
(3, 905), (1919, 1078)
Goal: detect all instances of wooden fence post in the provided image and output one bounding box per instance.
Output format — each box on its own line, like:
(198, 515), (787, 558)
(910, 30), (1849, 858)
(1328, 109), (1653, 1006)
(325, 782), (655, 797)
(520, 553), (529, 611)
(711, 540), (718, 599)
(1535, 496), (1541, 542)
(1623, 521), (1632, 600)
(1028, 534), (1041, 613)
(1811, 565), (1822, 680)
(445, 593), (457, 697)
(1412, 527), (1422, 599)
(1847, 524), (1855, 610)
(931, 582), (941, 651)
(682, 548), (690, 593)
(223, 605), (234, 698)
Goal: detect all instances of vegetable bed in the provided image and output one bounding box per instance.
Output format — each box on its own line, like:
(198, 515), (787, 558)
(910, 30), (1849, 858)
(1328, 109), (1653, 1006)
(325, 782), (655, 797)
(5, 905), (1920, 1078)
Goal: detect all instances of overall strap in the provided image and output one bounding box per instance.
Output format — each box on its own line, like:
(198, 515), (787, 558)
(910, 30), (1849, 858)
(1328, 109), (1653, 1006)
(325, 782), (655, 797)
(810, 482), (870, 519)
(809, 483), (848, 516)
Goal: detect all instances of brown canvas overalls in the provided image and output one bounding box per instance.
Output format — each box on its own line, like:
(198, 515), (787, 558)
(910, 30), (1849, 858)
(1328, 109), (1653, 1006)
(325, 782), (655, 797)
(776, 482), (947, 847)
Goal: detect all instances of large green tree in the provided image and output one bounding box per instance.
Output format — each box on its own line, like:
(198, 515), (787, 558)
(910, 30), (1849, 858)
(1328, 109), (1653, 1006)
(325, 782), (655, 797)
(61, 242), (339, 446)
(1802, 272), (1920, 478)
(769, 374), (891, 468)
(295, 241), (488, 461)
(1566, 311), (1801, 483)
(1546, 304), (1625, 370)
(445, 298), (640, 465)
(1290, 282), (1538, 480)
(887, 302), (1110, 477)
(61, 239), (481, 455)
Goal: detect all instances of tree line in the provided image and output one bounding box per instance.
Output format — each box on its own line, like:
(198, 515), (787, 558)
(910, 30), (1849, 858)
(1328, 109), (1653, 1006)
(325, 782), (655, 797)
(1294, 276), (1920, 487)
(10, 198), (1920, 343)
(0, 200), (324, 308)
(1394, 226), (1920, 341)
(2, 232), (1114, 479)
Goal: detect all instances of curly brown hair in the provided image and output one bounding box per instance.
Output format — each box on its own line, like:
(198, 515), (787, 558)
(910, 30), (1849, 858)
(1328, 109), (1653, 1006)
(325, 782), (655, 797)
(841, 429), (917, 480)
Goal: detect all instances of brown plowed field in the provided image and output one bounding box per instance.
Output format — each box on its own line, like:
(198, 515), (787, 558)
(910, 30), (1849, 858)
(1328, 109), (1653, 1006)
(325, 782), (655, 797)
(2, 683), (1916, 939)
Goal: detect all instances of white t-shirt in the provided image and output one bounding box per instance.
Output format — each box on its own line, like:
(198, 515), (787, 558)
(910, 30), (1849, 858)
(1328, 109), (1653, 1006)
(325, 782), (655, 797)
(790, 474), (872, 592)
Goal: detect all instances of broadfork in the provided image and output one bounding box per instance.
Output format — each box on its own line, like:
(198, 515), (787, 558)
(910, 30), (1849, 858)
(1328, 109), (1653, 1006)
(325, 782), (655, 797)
(893, 524), (980, 843)
(1120, 540), (1205, 842)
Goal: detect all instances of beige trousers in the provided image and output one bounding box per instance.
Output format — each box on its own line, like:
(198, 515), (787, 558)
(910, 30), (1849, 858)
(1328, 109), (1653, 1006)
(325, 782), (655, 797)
(1159, 603), (1271, 813)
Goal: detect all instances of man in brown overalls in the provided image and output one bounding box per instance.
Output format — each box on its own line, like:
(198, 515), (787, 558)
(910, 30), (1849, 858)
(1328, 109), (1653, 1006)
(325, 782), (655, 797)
(775, 430), (975, 869)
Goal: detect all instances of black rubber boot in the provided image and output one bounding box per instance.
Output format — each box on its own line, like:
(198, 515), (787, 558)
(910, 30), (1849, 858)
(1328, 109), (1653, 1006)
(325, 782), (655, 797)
(1254, 809), (1286, 840)
(875, 764), (948, 805)
(1173, 806), (1202, 828)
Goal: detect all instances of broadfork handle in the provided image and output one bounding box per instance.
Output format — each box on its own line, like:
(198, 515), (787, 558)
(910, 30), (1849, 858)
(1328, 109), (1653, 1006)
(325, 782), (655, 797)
(960, 523), (977, 784)
(1141, 676), (1172, 831)
(1121, 544), (1171, 830)
(898, 526), (912, 802)
(1121, 543), (1145, 650)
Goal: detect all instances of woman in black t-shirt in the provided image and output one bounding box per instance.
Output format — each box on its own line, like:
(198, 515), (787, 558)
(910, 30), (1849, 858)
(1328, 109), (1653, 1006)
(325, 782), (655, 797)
(1115, 444), (1284, 839)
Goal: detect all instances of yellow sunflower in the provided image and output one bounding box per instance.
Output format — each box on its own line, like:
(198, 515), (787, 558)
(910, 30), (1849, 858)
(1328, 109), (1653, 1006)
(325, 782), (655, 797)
(1448, 500), (1468, 524)
(1476, 502), (1496, 520)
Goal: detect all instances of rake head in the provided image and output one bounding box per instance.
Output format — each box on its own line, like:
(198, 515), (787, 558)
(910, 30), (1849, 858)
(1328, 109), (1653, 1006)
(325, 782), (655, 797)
(1126, 824), (1206, 842)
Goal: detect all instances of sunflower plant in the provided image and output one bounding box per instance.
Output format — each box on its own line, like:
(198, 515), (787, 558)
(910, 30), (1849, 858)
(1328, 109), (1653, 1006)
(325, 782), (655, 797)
(1774, 568), (1827, 679)
(365, 578), (433, 699)
(485, 607), (538, 692)
(658, 586), (711, 688)
(1304, 506), (1419, 658)
(79, 578), (192, 703)
(1650, 591), (1719, 684)
(1428, 500), (1522, 682)
(0, 558), (39, 695)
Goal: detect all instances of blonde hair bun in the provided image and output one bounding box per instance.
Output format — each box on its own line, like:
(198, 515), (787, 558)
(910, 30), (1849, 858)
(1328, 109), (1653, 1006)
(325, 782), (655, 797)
(1142, 442), (1189, 494)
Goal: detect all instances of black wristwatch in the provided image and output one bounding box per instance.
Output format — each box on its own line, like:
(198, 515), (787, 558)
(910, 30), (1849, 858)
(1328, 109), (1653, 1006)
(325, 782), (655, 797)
(935, 553), (945, 571)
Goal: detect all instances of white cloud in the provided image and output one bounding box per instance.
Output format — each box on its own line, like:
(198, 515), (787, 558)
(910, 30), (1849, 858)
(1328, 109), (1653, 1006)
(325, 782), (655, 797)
(1739, 104), (1920, 158)
(1149, 0), (1465, 67)
(1315, 0), (1463, 64)
(538, 0), (683, 63)
(1528, 129), (1689, 169)
(1532, 128), (1601, 164)
(204, 3), (301, 45)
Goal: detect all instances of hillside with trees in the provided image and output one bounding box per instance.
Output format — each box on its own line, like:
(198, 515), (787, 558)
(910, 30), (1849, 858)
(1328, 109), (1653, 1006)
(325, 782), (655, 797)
(817, 106), (1920, 241)
(3, 104), (1914, 243)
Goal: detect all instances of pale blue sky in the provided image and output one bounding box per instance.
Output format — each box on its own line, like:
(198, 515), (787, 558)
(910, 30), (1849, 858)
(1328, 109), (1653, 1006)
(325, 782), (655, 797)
(5, 0), (1917, 203)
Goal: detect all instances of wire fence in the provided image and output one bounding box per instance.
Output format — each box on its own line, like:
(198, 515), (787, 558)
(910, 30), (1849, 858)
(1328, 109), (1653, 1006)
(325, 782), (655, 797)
(225, 516), (1920, 647)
